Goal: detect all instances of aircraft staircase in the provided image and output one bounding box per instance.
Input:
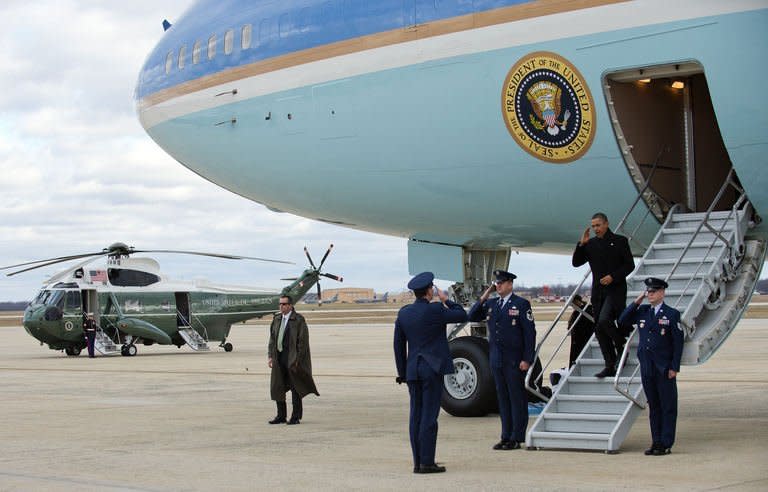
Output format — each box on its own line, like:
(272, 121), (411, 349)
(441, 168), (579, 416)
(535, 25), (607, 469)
(525, 169), (765, 452)
(94, 328), (120, 355)
(178, 327), (210, 351)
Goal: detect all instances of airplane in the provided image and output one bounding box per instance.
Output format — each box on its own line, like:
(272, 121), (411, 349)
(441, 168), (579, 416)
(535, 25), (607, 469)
(2, 243), (341, 357)
(133, 0), (768, 449)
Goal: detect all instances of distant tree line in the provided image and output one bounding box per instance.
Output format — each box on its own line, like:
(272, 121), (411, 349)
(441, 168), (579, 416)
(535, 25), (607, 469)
(0, 302), (28, 311)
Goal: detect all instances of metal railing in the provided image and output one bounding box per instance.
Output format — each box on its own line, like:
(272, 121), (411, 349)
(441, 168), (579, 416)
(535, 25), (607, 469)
(524, 154), (666, 402)
(612, 168), (751, 407)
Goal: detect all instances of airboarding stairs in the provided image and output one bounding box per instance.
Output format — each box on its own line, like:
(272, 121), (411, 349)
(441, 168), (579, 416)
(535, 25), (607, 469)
(525, 168), (765, 452)
(177, 312), (210, 351)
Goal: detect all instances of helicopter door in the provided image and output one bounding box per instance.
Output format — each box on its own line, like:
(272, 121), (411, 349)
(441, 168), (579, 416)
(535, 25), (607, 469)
(175, 292), (191, 327)
(80, 289), (100, 325)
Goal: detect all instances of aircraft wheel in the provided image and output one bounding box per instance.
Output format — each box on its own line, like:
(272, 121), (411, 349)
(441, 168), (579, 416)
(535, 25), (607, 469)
(224, 342), (233, 352)
(127, 344), (137, 357)
(441, 336), (496, 417)
(120, 345), (129, 356)
(65, 347), (81, 357)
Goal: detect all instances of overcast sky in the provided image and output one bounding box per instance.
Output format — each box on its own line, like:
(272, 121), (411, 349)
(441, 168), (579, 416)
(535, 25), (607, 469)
(0, 0), (591, 301)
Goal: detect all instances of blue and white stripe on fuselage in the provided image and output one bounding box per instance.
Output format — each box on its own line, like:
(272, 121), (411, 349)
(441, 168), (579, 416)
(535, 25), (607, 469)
(136, 0), (768, 252)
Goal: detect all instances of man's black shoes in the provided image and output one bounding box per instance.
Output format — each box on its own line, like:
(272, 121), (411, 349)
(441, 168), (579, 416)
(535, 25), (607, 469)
(416, 464), (446, 474)
(268, 416), (286, 424)
(492, 440), (520, 450)
(595, 367), (616, 378)
(644, 444), (659, 455)
(286, 417), (301, 425)
(652, 447), (671, 456)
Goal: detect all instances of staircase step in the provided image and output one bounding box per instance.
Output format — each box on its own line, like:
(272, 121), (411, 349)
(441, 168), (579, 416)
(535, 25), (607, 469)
(563, 376), (641, 395)
(541, 412), (621, 433)
(528, 431), (609, 450)
(553, 394), (631, 414)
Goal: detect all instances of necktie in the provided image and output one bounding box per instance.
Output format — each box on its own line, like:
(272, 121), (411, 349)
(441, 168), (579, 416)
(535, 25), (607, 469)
(277, 315), (288, 352)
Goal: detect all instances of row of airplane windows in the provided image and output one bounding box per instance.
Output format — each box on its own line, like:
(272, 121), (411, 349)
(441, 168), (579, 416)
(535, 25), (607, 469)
(165, 24), (253, 74)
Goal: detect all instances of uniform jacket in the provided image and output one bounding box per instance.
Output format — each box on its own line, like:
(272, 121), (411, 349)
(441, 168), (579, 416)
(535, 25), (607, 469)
(394, 298), (468, 381)
(618, 302), (684, 373)
(572, 229), (635, 293)
(468, 294), (536, 368)
(268, 310), (319, 400)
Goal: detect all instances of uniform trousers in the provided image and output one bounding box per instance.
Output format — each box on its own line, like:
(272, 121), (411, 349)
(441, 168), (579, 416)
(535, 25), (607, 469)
(85, 330), (96, 358)
(640, 359), (678, 448)
(406, 361), (443, 468)
(593, 290), (626, 368)
(492, 363), (528, 442)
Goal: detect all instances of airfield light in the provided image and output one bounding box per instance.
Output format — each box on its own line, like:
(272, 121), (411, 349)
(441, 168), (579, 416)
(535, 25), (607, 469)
(638, 78), (651, 83)
(671, 80), (685, 89)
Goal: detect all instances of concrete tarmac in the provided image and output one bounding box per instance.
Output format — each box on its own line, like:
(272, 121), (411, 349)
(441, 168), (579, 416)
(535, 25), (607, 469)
(1, 319), (766, 491)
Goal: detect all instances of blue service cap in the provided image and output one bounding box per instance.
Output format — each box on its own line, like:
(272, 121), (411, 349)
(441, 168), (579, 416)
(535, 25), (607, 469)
(644, 277), (668, 290)
(493, 270), (517, 282)
(408, 271), (435, 290)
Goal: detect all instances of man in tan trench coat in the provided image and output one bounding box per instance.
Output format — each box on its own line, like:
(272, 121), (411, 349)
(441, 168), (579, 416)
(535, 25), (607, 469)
(267, 295), (319, 425)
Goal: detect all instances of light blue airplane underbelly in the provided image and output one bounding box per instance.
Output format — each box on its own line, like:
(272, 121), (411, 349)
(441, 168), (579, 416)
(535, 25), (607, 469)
(145, 8), (768, 252)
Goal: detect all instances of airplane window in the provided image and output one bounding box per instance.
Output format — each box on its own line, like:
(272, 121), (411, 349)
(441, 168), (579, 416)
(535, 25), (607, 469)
(224, 29), (234, 55)
(108, 268), (160, 287)
(193, 40), (201, 64)
(178, 45), (186, 69)
(207, 34), (217, 60)
(165, 51), (173, 74)
(241, 24), (252, 49)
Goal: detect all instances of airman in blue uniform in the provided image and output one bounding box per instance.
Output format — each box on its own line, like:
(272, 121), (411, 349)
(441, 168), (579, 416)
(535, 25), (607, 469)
(394, 272), (468, 474)
(468, 270), (536, 450)
(618, 277), (684, 456)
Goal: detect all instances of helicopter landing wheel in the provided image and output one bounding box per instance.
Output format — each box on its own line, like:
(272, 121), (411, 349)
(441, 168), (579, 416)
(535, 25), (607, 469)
(65, 347), (81, 357)
(127, 344), (137, 357)
(223, 342), (233, 352)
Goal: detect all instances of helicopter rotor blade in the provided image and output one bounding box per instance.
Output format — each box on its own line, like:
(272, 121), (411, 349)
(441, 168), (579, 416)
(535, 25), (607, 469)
(303, 246), (317, 270)
(320, 273), (343, 282)
(318, 243), (334, 270)
(5, 253), (109, 277)
(316, 281), (323, 306)
(131, 250), (294, 264)
(0, 252), (106, 271)
(280, 277), (298, 281)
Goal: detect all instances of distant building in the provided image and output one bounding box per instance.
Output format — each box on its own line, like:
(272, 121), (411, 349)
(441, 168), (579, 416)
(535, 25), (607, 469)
(322, 287), (375, 303)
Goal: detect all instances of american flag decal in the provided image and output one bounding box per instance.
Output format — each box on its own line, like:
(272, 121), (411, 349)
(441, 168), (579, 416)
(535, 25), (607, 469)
(89, 270), (107, 283)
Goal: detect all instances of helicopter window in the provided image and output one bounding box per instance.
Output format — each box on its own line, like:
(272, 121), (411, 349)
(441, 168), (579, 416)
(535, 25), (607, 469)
(32, 290), (48, 304)
(241, 24), (252, 49)
(65, 291), (82, 314)
(46, 290), (65, 307)
(107, 268), (159, 287)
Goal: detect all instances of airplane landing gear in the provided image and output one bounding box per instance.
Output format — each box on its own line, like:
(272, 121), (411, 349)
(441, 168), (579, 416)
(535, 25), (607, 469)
(223, 342), (233, 352)
(65, 347), (81, 357)
(121, 344), (137, 356)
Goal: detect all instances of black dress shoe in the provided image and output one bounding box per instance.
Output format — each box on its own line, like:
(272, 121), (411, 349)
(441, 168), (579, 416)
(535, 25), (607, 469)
(493, 440), (510, 450)
(595, 367), (616, 378)
(644, 444), (660, 456)
(652, 447), (671, 456)
(268, 416), (287, 424)
(286, 417), (301, 425)
(417, 464), (446, 474)
(413, 466), (419, 474)
(502, 441), (521, 450)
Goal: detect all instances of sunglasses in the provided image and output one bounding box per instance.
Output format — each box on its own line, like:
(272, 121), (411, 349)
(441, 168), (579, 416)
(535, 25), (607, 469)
(279, 302), (291, 306)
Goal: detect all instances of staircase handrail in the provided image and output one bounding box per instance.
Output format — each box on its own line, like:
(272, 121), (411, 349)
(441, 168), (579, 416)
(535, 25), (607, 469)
(662, 168), (747, 309)
(525, 153), (665, 402)
(613, 168), (749, 404)
(612, 328), (645, 408)
(188, 312), (211, 342)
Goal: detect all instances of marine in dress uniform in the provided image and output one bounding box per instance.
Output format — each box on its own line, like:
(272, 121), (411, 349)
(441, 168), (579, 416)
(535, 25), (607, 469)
(394, 272), (468, 474)
(467, 270), (536, 450)
(84, 313), (97, 358)
(572, 213), (635, 377)
(618, 277), (683, 455)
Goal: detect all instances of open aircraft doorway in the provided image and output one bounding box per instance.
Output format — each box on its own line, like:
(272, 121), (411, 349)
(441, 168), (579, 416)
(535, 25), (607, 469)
(604, 62), (741, 221)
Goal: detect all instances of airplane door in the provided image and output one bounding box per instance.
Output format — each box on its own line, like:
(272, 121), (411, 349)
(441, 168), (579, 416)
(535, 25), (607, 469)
(81, 289), (100, 325)
(175, 292), (191, 327)
(605, 63), (739, 219)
